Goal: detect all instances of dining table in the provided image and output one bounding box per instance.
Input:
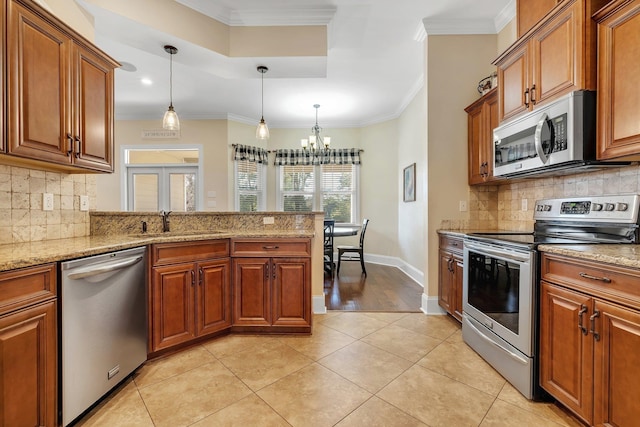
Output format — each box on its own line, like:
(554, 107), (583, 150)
(331, 225), (360, 237)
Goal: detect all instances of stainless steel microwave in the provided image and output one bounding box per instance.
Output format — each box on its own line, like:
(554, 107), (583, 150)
(492, 91), (626, 178)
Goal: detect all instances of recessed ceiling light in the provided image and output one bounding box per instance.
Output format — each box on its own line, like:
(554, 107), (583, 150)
(119, 61), (137, 72)
(141, 78), (153, 86)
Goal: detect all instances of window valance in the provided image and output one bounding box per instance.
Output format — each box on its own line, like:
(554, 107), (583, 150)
(233, 144), (269, 164)
(273, 148), (362, 166)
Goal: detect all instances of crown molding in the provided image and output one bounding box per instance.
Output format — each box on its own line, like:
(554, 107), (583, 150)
(494, 0), (516, 33)
(422, 18), (498, 35)
(175, 1), (336, 26)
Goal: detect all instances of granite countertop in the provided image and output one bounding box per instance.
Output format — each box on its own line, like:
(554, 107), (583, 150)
(0, 230), (314, 272)
(538, 244), (640, 269)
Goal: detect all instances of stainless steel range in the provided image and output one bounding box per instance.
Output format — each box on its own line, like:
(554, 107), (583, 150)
(462, 194), (640, 400)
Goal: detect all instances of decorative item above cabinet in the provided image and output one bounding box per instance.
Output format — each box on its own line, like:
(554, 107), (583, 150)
(4, 0), (118, 173)
(494, 0), (608, 124)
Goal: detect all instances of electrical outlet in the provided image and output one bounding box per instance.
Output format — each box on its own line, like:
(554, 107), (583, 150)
(80, 195), (89, 211)
(459, 200), (468, 212)
(263, 216), (275, 225)
(43, 193), (54, 211)
(521, 199), (528, 211)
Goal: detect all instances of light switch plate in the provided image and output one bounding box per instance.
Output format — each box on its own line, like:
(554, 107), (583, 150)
(80, 195), (89, 211)
(263, 216), (275, 225)
(459, 200), (468, 212)
(43, 193), (54, 211)
(521, 199), (528, 211)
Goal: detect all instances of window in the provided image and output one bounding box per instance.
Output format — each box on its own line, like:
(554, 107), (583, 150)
(235, 159), (266, 211)
(122, 146), (201, 211)
(277, 163), (359, 223)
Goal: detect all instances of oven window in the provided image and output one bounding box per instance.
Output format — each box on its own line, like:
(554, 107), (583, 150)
(467, 252), (520, 334)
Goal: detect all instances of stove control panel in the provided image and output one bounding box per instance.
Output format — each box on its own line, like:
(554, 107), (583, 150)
(534, 195), (640, 223)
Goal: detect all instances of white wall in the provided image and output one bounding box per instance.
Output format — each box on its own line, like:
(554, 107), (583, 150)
(397, 87), (427, 281)
(425, 34), (498, 300)
(95, 119), (228, 211)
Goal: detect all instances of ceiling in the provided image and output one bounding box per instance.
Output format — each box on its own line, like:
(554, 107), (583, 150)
(78, 0), (513, 129)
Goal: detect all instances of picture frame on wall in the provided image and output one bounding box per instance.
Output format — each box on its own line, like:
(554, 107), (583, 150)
(403, 163), (416, 202)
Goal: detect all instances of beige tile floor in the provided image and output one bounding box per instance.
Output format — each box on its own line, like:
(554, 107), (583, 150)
(76, 312), (582, 427)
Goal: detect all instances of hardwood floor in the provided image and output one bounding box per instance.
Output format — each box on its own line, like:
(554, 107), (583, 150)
(324, 262), (423, 311)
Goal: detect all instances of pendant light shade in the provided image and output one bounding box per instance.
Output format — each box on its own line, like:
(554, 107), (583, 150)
(256, 66), (269, 140)
(162, 45), (180, 131)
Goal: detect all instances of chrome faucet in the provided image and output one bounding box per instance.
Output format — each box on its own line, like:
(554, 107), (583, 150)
(160, 210), (172, 232)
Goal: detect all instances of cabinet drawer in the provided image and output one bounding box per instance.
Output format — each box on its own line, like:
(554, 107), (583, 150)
(152, 239), (230, 266)
(541, 253), (640, 307)
(439, 235), (463, 254)
(0, 264), (57, 315)
(231, 239), (311, 257)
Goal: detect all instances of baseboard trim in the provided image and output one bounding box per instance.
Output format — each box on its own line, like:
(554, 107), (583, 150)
(312, 295), (327, 314)
(421, 294), (447, 315)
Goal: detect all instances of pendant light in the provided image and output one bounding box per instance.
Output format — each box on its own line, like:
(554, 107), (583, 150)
(162, 45), (180, 130)
(256, 66), (270, 140)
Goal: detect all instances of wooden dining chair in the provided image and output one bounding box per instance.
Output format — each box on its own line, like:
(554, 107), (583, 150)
(337, 218), (369, 276)
(323, 219), (335, 277)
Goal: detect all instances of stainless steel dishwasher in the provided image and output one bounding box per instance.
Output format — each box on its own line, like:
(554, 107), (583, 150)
(60, 246), (147, 426)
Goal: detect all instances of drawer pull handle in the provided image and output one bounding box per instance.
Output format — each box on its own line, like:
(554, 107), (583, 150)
(589, 310), (600, 341)
(577, 304), (588, 335)
(579, 272), (611, 283)
(263, 245), (279, 250)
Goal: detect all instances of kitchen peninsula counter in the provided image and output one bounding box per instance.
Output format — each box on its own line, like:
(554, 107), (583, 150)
(0, 230), (315, 272)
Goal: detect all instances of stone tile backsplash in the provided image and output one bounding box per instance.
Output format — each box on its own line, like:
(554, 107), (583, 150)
(0, 165), (96, 244)
(443, 164), (640, 232)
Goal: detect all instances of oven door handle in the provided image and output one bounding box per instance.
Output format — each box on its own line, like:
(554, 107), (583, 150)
(464, 241), (531, 263)
(465, 316), (529, 365)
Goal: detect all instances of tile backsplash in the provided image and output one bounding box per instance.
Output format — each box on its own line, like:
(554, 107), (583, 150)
(0, 165), (96, 244)
(442, 164), (640, 231)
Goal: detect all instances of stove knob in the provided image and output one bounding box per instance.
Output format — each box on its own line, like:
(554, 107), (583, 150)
(605, 203), (615, 211)
(536, 205), (543, 212)
(592, 203), (603, 211)
(543, 204), (551, 211)
(617, 203), (628, 211)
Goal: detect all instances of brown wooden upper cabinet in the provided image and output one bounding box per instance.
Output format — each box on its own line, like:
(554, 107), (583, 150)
(6, 0), (118, 173)
(517, 0), (563, 38)
(465, 88), (501, 185)
(594, 0), (640, 160)
(494, 0), (607, 123)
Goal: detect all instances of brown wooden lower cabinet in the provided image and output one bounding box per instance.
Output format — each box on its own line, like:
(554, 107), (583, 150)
(0, 264), (57, 427)
(149, 240), (231, 354)
(539, 253), (640, 426)
(438, 235), (463, 322)
(231, 238), (311, 332)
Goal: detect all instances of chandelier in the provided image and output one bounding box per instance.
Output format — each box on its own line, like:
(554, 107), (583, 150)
(301, 104), (330, 151)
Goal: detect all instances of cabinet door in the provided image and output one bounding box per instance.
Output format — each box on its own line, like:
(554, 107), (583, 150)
(517, 0), (560, 37)
(7, 0), (72, 165)
(466, 100), (485, 185)
(483, 90), (500, 182)
(72, 44), (115, 172)
(232, 258), (271, 326)
(540, 282), (593, 425)
(595, 0), (640, 160)
(151, 263), (195, 351)
(530, 1), (581, 107)
(593, 300), (640, 426)
(196, 259), (231, 336)
(0, 300), (57, 427)
(272, 258), (311, 328)
(497, 42), (529, 122)
(438, 250), (453, 314)
(451, 255), (464, 322)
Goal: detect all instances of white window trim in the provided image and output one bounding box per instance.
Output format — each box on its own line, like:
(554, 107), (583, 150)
(276, 164), (360, 225)
(120, 144), (204, 211)
(234, 160), (267, 211)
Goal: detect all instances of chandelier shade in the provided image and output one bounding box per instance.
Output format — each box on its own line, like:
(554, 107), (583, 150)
(162, 45), (180, 131)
